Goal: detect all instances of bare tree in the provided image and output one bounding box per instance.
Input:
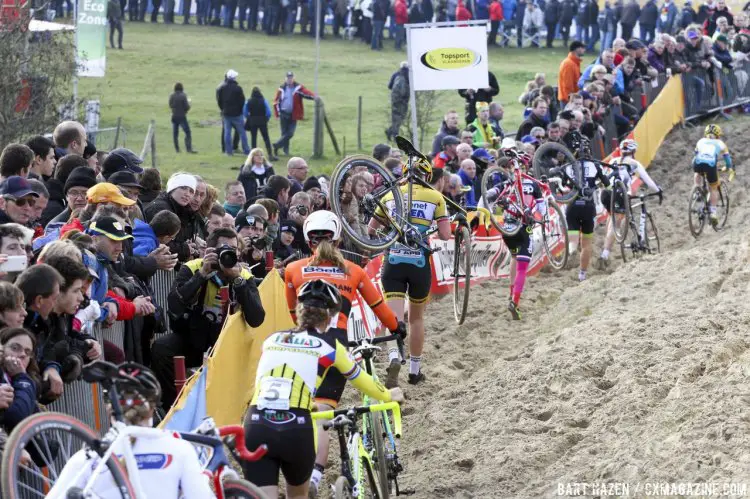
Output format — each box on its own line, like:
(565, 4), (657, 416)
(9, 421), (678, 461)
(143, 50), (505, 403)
(0, 3), (77, 147)
(409, 90), (442, 152)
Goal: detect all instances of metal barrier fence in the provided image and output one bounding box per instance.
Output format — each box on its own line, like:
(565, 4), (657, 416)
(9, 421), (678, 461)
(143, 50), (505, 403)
(682, 62), (750, 121)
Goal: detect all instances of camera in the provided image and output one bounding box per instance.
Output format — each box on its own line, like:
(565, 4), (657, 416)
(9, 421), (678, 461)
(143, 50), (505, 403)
(249, 237), (267, 251)
(214, 244), (238, 270)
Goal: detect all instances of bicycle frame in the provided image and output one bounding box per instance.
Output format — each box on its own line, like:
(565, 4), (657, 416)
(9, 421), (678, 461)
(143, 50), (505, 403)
(625, 192), (661, 251)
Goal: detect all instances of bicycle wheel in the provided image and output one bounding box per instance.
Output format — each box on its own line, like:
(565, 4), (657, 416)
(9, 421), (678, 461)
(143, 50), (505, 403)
(222, 478), (269, 499)
(334, 476), (353, 499)
(644, 212), (660, 254)
(714, 181), (730, 230)
(366, 411), (389, 499)
(2, 412), (135, 499)
(532, 142), (580, 205)
(480, 165), (508, 233)
(542, 200), (569, 270)
(453, 224), (471, 325)
(329, 155), (405, 251)
(361, 455), (383, 499)
(688, 186), (706, 238)
(610, 180), (630, 244)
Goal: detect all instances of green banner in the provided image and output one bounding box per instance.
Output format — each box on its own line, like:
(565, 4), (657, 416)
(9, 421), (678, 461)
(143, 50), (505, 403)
(76, 0), (107, 77)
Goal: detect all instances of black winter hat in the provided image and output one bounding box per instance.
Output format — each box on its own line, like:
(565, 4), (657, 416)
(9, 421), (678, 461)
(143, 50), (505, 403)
(303, 176), (321, 192)
(64, 166), (97, 195)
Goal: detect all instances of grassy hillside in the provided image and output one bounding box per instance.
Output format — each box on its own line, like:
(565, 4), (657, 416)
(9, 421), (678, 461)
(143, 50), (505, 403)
(79, 22), (567, 188)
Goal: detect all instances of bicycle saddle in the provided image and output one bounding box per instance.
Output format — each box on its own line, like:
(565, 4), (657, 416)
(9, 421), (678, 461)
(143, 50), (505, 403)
(395, 136), (429, 163)
(82, 360), (120, 384)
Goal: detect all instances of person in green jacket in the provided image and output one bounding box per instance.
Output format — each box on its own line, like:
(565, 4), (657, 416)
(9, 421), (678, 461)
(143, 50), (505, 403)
(467, 102), (498, 149)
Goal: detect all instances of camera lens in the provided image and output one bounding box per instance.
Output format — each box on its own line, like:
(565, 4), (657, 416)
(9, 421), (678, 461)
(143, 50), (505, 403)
(218, 247), (238, 268)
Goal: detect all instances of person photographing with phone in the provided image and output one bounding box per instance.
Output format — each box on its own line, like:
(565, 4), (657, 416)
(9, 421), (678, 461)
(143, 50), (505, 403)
(150, 227), (265, 409)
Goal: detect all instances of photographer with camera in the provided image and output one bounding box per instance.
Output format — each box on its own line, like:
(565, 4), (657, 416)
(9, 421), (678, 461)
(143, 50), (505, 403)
(151, 227), (265, 409)
(235, 209), (269, 280)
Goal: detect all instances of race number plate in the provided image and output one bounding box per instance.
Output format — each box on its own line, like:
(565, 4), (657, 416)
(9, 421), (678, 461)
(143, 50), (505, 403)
(257, 377), (293, 410)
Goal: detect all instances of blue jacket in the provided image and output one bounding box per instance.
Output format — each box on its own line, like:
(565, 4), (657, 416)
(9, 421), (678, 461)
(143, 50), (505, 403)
(133, 218), (158, 257)
(614, 67), (626, 95)
(2, 372), (38, 431)
(502, 0), (516, 21)
(475, 0), (489, 19)
(458, 170), (478, 207)
(243, 99), (272, 121)
(578, 56), (604, 89)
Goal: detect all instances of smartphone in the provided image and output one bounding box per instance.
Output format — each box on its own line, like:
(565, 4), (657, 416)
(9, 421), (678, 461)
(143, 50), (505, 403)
(0, 256), (27, 273)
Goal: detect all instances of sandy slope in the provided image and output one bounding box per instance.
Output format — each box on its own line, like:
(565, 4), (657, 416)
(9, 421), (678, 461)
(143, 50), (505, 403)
(361, 118), (750, 499)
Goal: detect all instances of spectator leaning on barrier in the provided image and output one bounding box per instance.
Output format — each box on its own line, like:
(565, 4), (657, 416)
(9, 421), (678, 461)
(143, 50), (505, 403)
(559, 41), (586, 105)
(144, 172), (201, 262)
(0, 327), (41, 435)
(152, 227), (265, 409)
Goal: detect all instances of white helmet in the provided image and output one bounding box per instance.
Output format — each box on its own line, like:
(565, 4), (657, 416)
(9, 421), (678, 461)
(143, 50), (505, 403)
(303, 210), (342, 242)
(500, 137), (517, 150)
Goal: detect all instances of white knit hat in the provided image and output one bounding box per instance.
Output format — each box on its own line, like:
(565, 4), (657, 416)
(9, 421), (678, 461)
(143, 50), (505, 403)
(226, 69), (239, 80)
(166, 173), (197, 193)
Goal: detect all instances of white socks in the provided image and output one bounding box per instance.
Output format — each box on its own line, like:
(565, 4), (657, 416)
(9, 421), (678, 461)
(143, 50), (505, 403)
(601, 249), (610, 259)
(409, 356), (421, 375)
(388, 347), (399, 363)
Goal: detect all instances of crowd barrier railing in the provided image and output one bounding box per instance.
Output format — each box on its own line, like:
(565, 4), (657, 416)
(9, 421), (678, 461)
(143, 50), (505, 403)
(682, 61), (750, 121)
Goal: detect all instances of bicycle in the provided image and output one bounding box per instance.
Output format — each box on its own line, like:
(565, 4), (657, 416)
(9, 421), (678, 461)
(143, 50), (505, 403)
(348, 332), (409, 498)
(688, 171), (730, 237)
(313, 402), (403, 499)
(1, 361), (269, 499)
(613, 188), (663, 262)
(480, 151), (569, 270)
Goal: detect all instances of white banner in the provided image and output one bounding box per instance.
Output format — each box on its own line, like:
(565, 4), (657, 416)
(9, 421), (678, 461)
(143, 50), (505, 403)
(408, 25), (489, 91)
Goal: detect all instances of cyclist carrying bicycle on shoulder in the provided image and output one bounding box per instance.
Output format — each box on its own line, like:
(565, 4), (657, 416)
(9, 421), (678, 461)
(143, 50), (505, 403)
(693, 124), (734, 226)
(243, 280), (403, 499)
(369, 160), (452, 386)
(598, 138), (662, 269)
(48, 363), (215, 499)
(483, 142), (547, 320)
(284, 210), (406, 497)
(561, 131), (610, 282)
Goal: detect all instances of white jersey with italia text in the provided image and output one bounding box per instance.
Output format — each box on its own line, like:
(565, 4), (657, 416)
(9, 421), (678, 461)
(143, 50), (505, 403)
(47, 430), (215, 499)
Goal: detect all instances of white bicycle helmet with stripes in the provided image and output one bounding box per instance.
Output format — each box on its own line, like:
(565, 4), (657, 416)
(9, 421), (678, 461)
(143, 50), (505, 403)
(303, 210), (342, 242)
(619, 139), (638, 155)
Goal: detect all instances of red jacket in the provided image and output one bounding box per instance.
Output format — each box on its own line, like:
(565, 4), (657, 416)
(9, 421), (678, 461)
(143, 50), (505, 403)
(456, 0), (472, 20)
(489, 0), (503, 20)
(394, 0), (408, 24)
(273, 81), (316, 121)
(107, 291), (136, 321)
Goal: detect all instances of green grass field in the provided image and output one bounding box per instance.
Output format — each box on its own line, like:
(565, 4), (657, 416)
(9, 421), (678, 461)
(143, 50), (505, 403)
(79, 22), (567, 188)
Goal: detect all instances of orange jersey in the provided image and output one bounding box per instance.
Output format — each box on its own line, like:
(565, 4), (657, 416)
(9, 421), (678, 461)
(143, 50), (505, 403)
(285, 257), (398, 332)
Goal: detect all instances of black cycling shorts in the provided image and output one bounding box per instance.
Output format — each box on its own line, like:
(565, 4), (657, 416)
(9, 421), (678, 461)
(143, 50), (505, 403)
(315, 327), (347, 407)
(693, 162), (719, 186)
(566, 201), (596, 234)
(243, 406), (316, 487)
(381, 259), (432, 304)
(502, 226), (533, 261)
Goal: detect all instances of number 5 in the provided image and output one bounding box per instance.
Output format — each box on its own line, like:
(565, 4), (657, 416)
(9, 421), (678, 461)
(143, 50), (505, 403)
(265, 381), (283, 401)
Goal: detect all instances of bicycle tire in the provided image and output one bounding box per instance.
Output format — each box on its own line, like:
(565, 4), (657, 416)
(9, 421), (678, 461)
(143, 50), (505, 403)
(542, 200), (569, 270)
(222, 478), (269, 499)
(367, 411), (389, 499)
(1, 412), (136, 499)
(453, 224), (471, 325)
(611, 180), (630, 244)
(480, 165), (507, 233)
(361, 454), (383, 499)
(334, 475), (353, 499)
(688, 186), (706, 238)
(715, 181), (730, 230)
(532, 142), (580, 205)
(645, 212), (660, 254)
(329, 155), (405, 252)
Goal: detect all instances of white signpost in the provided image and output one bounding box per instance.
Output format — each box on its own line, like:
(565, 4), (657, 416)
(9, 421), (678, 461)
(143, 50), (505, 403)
(405, 21), (489, 146)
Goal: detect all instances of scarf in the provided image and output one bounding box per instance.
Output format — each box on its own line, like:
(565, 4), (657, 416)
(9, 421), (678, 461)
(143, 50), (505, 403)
(223, 202), (242, 217)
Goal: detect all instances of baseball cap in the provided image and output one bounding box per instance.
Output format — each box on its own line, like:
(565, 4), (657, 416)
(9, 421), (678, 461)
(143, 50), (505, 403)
(471, 148), (494, 163)
(108, 171), (143, 190)
(235, 210), (265, 232)
(0, 177), (39, 199)
(442, 135), (461, 148)
(715, 34), (729, 44)
(101, 148), (144, 179)
(521, 135), (541, 145)
(89, 217), (133, 241)
(625, 39), (646, 50)
(87, 183), (136, 206)
(687, 30), (701, 40)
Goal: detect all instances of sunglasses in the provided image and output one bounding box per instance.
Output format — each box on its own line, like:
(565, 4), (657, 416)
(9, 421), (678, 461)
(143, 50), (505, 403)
(6, 196), (36, 207)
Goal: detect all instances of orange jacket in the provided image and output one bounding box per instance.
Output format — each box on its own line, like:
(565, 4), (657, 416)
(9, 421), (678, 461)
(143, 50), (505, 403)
(285, 257), (398, 331)
(557, 53), (582, 103)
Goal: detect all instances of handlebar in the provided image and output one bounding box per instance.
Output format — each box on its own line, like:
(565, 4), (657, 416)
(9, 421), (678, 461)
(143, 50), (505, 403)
(218, 425), (268, 462)
(629, 190), (664, 205)
(349, 332), (407, 365)
(312, 401), (403, 438)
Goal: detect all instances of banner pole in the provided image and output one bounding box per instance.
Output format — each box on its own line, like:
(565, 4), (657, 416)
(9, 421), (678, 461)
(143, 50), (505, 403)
(406, 25), (418, 146)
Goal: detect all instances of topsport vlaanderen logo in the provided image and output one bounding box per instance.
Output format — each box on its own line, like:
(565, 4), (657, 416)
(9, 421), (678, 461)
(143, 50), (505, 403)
(419, 48), (482, 71)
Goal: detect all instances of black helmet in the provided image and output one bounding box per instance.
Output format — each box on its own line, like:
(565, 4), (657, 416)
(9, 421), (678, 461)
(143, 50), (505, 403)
(563, 130), (590, 157)
(117, 362), (162, 403)
(298, 279), (341, 310)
